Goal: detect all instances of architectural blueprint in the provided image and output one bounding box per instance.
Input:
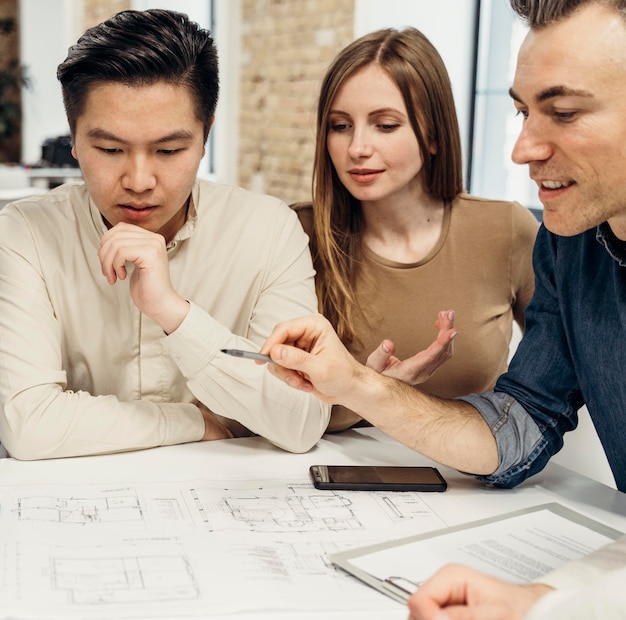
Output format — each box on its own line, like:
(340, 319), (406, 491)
(0, 477), (562, 618)
(0, 478), (458, 618)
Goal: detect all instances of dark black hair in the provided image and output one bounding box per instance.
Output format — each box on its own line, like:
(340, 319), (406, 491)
(57, 9), (218, 141)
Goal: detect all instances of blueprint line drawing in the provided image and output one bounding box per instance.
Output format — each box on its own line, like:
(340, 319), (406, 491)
(4, 480), (447, 535)
(13, 539), (200, 606)
(51, 554), (198, 604)
(17, 495), (144, 525)
(0, 478), (453, 618)
(188, 482), (447, 534)
(214, 485), (361, 533)
(372, 493), (441, 522)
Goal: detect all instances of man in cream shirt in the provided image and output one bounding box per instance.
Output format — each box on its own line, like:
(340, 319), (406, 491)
(0, 8), (329, 459)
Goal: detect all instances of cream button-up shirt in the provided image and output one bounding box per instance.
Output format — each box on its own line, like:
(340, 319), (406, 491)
(0, 180), (329, 459)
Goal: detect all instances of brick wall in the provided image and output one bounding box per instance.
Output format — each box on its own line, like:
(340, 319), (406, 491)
(82, 0), (129, 30)
(239, 0), (355, 203)
(65, 0), (355, 203)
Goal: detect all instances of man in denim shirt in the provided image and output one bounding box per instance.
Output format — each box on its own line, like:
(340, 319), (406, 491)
(261, 0), (626, 616)
(261, 0), (626, 496)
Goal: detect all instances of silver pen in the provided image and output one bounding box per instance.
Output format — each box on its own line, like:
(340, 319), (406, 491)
(221, 348), (272, 363)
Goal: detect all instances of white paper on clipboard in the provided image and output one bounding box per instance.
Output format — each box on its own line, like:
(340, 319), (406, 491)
(330, 503), (623, 604)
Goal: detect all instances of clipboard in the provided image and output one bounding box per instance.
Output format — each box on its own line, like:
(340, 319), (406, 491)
(330, 503), (623, 604)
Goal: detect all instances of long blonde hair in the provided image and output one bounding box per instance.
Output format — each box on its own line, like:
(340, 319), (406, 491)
(310, 27), (463, 344)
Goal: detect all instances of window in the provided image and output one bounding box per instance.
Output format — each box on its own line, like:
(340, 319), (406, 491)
(469, 0), (541, 216)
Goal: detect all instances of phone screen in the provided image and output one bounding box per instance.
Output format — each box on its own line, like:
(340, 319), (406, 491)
(309, 465), (447, 492)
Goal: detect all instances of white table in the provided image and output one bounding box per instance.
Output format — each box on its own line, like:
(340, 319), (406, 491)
(0, 427), (624, 619)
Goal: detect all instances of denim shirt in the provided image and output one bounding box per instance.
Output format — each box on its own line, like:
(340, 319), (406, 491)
(460, 223), (626, 491)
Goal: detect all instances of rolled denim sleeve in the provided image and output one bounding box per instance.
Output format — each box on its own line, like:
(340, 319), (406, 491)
(458, 392), (547, 487)
(456, 226), (583, 488)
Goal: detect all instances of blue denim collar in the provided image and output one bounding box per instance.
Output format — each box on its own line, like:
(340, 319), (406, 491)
(596, 223), (626, 267)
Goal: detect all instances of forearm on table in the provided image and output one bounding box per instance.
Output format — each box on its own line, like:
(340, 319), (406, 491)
(0, 387), (204, 460)
(340, 366), (499, 475)
(166, 304), (329, 453)
(189, 369), (330, 453)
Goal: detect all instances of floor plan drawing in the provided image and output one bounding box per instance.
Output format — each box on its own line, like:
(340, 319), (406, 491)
(213, 484), (362, 533)
(13, 538), (200, 607)
(17, 494), (144, 525)
(0, 478), (452, 618)
(51, 553), (198, 604)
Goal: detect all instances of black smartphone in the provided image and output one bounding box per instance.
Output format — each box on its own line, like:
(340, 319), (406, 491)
(309, 465), (447, 492)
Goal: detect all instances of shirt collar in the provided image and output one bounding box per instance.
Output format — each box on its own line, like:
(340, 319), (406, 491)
(596, 222), (626, 267)
(167, 182), (198, 248)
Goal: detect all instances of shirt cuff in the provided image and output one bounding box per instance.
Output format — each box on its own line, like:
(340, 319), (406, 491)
(159, 401), (205, 445)
(457, 392), (544, 479)
(161, 301), (230, 376)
